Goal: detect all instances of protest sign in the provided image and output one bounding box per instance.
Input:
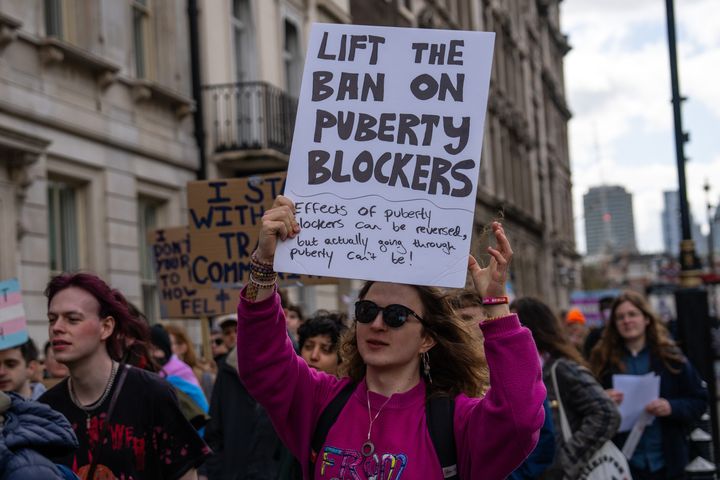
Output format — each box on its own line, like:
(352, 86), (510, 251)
(149, 226), (238, 318)
(275, 23), (495, 287)
(187, 172), (330, 287)
(0, 278), (28, 349)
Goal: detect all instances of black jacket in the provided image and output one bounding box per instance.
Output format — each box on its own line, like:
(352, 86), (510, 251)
(204, 350), (283, 480)
(599, 351), (708, 478)
(543, 358), (620, 480)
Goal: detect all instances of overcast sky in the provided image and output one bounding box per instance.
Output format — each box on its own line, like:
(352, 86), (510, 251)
(561, 0), (720, 254)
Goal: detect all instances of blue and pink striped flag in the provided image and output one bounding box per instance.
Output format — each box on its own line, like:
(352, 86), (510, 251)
(0, 278), (28, 350)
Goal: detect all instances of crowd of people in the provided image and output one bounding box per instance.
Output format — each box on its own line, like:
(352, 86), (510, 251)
(0, 194), (711, 479)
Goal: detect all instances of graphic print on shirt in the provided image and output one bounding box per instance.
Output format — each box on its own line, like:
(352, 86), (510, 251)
(71, 413), (148, 473)
(76, 464), (117, 480)
(69, 414), (198, 478)
(319, 446), (408, 479)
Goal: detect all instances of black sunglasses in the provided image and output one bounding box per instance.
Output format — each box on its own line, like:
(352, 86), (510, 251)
(212, 338), (224, 346)
(354, 300), (424, 328)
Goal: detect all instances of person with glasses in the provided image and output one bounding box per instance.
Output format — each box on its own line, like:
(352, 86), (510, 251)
(236, 195), (545, 479)
(209, 327), (229, 361)
(590, 291), (707, 480)
(219, 318), (238, 350)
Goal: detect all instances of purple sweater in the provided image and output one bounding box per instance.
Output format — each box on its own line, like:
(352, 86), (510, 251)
(237, 292), (545, 480)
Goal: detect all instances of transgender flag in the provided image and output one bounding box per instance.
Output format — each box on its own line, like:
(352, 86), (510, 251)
(0, 278), (28, 349)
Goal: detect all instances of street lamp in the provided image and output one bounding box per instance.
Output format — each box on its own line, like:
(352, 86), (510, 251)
(664, 0), (702, 286)
(705, 179), (716, 274)
(665, 0), (720, 468)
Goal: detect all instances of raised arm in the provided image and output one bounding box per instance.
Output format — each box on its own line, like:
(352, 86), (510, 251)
(236, 195), (346, 469)
(247, 195), (300, 302)
(457, 222), (546, 478)
(467, 221), (512, 320)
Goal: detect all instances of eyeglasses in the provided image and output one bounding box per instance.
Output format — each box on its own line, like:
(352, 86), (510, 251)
(354, 300), (424, 328)
(212, 338), (224, 346)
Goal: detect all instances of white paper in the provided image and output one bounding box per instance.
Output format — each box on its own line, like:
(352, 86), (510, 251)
(275, 23), (495, 287)
(613, 373), (661, 432)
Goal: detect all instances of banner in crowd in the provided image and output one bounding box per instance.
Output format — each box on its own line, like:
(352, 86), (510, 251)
(0, 278), (28, 349)
(186, 172), (330, 287)
(148, 226), (238, 318)
(275, 23), (495, 287)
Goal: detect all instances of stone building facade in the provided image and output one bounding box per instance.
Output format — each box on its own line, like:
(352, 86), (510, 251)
(198, 0), (354, 312)
(0, 0), (577, 344)
(199, 0), (578, 309)
(478, 0), (578, 307)
(350, 0), (579, 307)
(0, 0), (197, 341)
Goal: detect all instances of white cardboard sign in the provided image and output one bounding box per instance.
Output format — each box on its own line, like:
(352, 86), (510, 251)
(275, 23), (495, 287)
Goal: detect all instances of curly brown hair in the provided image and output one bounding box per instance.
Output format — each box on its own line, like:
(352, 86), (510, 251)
(590, 290), (684, 379)
(338, 282), (489, 398)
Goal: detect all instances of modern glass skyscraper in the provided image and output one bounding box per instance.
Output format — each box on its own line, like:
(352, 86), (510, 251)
(583, 185), (638, 255)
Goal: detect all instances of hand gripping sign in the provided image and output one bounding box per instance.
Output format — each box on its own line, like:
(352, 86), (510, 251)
(275, 23), (495, 287)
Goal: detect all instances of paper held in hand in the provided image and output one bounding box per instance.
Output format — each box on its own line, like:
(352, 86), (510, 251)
(613, 372), (661, 432)
(275, 23), (495, 288)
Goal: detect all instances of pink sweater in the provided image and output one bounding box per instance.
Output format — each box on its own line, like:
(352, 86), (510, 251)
(237, 292), (545, 480)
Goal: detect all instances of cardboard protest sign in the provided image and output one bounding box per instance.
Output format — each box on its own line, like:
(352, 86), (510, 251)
(275, 24), (495, 287)
(149, 226), (238, 318)
(187, 172), (330, 287)
(0, 278), (28, 349)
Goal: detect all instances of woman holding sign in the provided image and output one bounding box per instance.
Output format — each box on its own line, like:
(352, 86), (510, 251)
(590, 291), (707, 480)
(236, 195), (545, 480)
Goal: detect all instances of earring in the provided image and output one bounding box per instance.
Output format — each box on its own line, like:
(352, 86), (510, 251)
(422, 351), (432, 384)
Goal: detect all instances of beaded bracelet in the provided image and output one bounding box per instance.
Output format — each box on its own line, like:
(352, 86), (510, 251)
(249, 273), (277, 287)
(246, 275), (276, 301)
(250, 251), (276, 279)
(251, 260), (274, 272)
(251, 267), (276, 281)
(246, 250), (278, 300)
(251, 251), (274, 268)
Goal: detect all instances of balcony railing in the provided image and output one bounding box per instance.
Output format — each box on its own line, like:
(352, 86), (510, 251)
(203, 81), (298, 155)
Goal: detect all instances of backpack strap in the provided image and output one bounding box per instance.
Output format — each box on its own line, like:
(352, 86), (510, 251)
(427, 395), (458, 479)
(308, 381), (357, 472)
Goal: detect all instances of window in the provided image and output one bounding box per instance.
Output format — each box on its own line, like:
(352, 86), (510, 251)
(232, 0), (255, 81)
(132, 0), (154, 79)
(48, 180), (82, 273)
(45, 0), (76, 42)
(138, 197), (159, 321)
(45, 0), (63, 38)
(284, 20), (301, 97)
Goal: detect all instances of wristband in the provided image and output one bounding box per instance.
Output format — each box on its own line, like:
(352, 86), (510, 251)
(482, 296), (509, 305)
